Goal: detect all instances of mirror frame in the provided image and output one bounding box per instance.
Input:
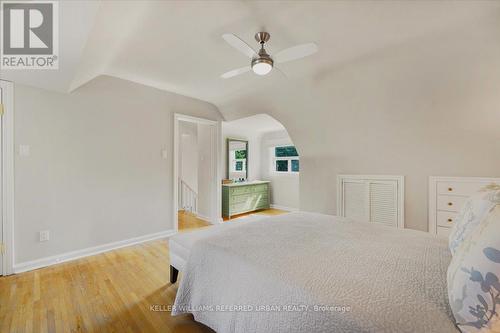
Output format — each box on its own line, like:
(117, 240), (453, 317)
(226, 138), (248, 181)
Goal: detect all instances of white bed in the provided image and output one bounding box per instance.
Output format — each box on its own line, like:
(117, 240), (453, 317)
(169, 216), (259, 273)
(169, 212), (458, 333)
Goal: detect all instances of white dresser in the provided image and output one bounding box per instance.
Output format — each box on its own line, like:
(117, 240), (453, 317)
(428, 176), (500, 237)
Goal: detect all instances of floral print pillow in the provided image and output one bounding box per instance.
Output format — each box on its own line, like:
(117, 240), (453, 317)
(449, 186), (500, 256)
(447, 204), (500, 332)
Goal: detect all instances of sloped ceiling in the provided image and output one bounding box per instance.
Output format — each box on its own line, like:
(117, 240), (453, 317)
(2, 0), (499, 121)
(0, 1), (101, 92)
(223, 114), (284, 135)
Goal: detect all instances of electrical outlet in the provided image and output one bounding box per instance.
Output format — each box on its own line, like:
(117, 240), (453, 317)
(39, 230), (50, 242)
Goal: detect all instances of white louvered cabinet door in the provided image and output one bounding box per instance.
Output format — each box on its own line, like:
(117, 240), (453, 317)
(338, 175), (404, 228)
(369, 181), (398, 227)
(343, 180), (368, 222)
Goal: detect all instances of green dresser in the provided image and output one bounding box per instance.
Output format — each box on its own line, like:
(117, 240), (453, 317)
(222, 181), (270, 218)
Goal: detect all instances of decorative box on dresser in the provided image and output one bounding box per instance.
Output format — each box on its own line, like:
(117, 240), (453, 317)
(428, 176), (500, 237)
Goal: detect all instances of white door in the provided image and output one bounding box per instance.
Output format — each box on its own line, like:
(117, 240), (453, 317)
(342, 180), (368, 222)
(0, 86), (3, 275)
(0, 80), (13, 276)
(368, 180), (398, 227)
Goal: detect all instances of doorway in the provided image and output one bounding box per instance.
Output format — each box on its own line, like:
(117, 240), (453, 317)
(173, 114), (221, 232)
(0, 80), (15, 276)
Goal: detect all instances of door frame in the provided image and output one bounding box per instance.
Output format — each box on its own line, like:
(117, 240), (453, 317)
(173, 113), (222, 231)
(0, 80), (15, 276)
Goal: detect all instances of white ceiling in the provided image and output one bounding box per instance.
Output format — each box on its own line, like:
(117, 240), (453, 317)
(223, 114), (284, 134)
(0, 1), (100, 92)
(2, 0), (499, 121)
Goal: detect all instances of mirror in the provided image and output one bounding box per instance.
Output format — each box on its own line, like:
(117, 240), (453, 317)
(227, 138), (248, 182)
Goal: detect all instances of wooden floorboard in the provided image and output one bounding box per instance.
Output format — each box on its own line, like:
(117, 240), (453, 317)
(178, 211), (210, 231)
(222, 208), (287, 221)
(0, 209), (287, 332)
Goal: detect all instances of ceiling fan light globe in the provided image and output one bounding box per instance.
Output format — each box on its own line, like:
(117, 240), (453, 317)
(252, 62), (272, 75)
(252, 55), (273, 75)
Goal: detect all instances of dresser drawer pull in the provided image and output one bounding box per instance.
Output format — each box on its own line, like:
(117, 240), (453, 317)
(448, 202), (453, 206)
(447, 218), (453, 223)
(448, 187), (453, 192)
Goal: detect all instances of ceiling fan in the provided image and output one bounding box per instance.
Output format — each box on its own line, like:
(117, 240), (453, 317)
(221, 32), (318, 79)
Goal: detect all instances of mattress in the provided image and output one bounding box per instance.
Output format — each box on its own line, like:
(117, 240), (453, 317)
(170, 212), (457, 333)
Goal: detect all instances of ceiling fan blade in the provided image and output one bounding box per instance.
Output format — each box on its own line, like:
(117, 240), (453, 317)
(274, 42), (318, 64)
(222, 33), (257, 58)
(274, 67), (288, 79)
(221, 66), (251, 79)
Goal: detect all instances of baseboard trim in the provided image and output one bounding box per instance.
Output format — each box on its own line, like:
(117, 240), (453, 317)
(271, 204), (299, 212)
(13, 229), (177, 274)
(196, 213), (219, 224)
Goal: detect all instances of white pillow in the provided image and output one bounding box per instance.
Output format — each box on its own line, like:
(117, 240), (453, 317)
(449, 187), (500, 255)
(447, 203), (500, 332)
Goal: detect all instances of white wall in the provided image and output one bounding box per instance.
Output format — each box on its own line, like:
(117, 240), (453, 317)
(260, 130), (300, 210)
(179, 121), (198, 191)
(14, 75), (221, 264)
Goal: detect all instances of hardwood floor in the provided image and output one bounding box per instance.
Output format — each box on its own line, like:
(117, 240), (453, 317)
(0, 208), (287, 333)
(222, 208), (287, 221)
(177, 211), (210, 231)
(179, 208), (288, 225)
(0, 239), (214, 333)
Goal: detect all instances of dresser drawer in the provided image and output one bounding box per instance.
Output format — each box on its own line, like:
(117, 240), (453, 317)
(230, 195), (269, 213)
(437, 226), (451, 238)
(437, 181), (487, 197)
(437, 211), (458, 227)
(437, 195), (468, 212)
(252, 184), (268, 193)
(231, 186), (253, 196)
(231, 193), (252, 204)
(230, 201), (251, 213)
(231, 193), (268, 204)
(254, 195), (270, 209)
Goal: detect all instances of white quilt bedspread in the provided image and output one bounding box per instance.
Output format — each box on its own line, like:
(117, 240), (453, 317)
(172, 212), (457, 333)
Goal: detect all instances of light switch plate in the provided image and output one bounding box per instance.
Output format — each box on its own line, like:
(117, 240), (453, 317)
(39, 230), (50, 242)
(19, 145), (30, 157)
(161, 149), (168, 160)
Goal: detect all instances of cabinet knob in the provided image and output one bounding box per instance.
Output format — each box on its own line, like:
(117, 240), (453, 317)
(448, 218), (453, 223)
(448, 187), (453, 192)
(448, 202), (453, 206)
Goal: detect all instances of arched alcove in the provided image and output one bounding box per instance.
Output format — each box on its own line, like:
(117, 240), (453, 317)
(222, 113), (300, 212)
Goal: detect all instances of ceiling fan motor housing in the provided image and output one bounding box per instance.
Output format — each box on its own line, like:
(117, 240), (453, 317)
(255, 32), (270, 44)
(252, 51), (273, 68)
